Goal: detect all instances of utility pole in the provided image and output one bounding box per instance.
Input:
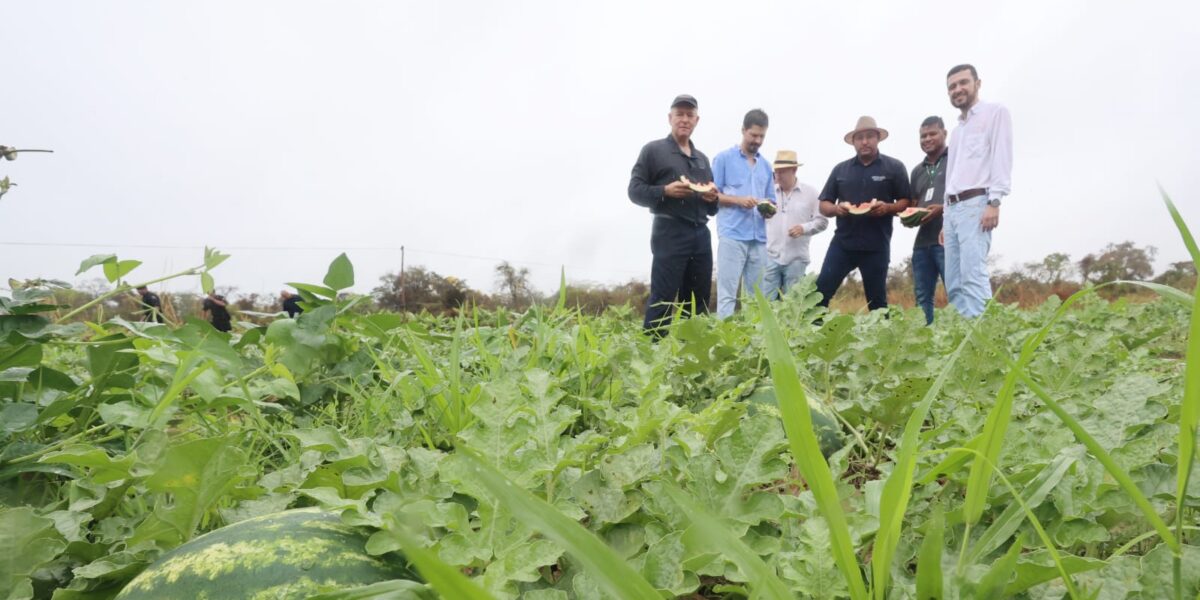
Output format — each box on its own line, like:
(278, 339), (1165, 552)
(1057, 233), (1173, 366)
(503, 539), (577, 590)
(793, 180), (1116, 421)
(399, 245), (406, 312)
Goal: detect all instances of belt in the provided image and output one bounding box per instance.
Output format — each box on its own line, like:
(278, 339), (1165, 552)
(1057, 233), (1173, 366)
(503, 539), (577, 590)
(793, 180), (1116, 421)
(655, 213), (706, 227)
(947, 188), (986, 204)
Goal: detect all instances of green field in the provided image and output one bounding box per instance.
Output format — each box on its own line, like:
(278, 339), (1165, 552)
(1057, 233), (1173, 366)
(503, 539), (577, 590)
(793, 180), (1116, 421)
(2, 206), (1199, 600)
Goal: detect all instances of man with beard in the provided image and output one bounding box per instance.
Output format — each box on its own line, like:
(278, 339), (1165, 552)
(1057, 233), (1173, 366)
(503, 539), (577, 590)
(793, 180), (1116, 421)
(711, 109), (774, 318)
(815, 116), (911, 311)
(942, 63), (1013, 318)
(628, 94), (719, 336)
(908, 116), (948, 324)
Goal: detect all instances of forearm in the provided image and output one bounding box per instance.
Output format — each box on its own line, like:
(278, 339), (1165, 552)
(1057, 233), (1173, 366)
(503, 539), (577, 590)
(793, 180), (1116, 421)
(804, 214), (829, 234)
(628, 181), (665, 208)
(717, 193), (747, 207)
(819, 200), (839, 217)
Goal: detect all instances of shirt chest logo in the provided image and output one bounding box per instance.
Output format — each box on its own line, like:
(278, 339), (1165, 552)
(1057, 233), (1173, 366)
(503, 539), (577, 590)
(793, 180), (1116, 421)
(871, 175), (888, 182)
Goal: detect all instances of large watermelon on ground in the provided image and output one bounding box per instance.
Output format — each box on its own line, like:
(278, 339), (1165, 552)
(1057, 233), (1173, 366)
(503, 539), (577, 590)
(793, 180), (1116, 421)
(115, 508), (419, 600)
(746, 386), (845, 458)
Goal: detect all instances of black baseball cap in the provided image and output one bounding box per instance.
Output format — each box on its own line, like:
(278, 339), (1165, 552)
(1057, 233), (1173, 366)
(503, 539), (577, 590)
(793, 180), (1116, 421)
(670, 94), (698, 109)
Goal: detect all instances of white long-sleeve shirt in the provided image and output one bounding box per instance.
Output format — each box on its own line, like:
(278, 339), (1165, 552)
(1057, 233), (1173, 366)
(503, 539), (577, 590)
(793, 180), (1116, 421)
(945, 100), (1013, 202)
(766, 182), (828, 264)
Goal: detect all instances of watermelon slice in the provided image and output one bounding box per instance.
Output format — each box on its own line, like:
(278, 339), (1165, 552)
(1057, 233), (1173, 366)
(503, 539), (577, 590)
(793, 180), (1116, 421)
(679, 175), (716, 193)
(899, 207), (931, 227)
(845, 200), (878, 216)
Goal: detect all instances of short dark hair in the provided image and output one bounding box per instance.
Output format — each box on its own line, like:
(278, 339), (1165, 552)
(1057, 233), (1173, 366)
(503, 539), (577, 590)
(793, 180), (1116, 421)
(743, 109), (768, 130)
(947, 64), (978, 80)
(920, 116), (945, 129)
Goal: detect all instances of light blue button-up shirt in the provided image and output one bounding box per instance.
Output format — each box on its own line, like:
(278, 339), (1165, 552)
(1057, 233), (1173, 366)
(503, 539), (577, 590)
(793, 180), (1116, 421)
(713, 145), (776, 242)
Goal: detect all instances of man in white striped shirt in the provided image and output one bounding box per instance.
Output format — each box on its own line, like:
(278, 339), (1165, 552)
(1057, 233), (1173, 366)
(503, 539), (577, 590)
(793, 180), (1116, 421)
(762, 150), (828, 300)
(942, 63), (1013, 318)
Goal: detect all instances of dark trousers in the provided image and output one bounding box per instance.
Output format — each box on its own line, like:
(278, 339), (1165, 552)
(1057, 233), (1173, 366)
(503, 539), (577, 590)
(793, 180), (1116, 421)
(816, 241), (890, 311)
(644, 217), (713, 334)
(912, 244), (946, 324)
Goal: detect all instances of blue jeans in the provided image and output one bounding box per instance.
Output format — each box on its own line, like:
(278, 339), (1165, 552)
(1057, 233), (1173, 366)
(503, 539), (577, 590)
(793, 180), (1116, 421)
(716, 237), (767, 318)
(912, 245), (945, 324)
(944, 197), (992, 318)
(761, 259), (809, 301)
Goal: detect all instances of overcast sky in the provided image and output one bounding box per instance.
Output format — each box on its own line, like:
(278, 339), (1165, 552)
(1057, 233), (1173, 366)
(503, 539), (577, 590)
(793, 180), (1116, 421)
(2, 1), (1198, 299)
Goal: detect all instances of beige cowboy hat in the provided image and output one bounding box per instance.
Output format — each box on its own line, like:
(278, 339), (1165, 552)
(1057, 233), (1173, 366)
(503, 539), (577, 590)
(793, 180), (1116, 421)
(843, 115), (889, 144)
(772, 150), (803, 170)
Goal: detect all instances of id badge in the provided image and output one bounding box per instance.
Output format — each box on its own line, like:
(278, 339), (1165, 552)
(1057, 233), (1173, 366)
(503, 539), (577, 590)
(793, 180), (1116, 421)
(924, 188), (935, 204)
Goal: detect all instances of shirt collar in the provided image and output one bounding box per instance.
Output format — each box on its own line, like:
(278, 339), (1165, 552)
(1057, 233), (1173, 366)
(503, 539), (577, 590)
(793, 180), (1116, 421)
(775, 182), (802, 195)
(734, 144), (764, 161)
(664, 133), (695, 155)
(925, 147), (948, 165)
(959, 100), (986, 123)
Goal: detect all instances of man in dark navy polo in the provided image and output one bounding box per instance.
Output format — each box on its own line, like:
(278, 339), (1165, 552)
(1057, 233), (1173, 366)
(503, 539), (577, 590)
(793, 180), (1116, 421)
(815, 116), (912, 311)
(628, 94), (720, 335)
(136, 285), (164, 323)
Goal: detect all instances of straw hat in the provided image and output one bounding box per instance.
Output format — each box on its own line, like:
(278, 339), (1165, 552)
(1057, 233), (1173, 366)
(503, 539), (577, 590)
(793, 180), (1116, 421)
(843, 116), (889, 144)
(772, 150), (803, 170)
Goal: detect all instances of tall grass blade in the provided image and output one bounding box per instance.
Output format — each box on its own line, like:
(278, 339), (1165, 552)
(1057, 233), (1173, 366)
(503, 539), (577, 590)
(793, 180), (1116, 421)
(973, 534), (1024, 600)
(945, 446), (1082, 598)
(661, 485), (793, 600)
(459, 451), (662, 600)
(872, 322), (977, 597)
(1015, 370), (1179, 553)
(386, 525), (498, 600)
(915, 504), (944, 600)
(1162, 187), (1199, 600)
(966, 447), (1080, 564)
(1160, 186), (1200, 265)
(755, 293), (868, 600)
(964, 286), (1110, 524)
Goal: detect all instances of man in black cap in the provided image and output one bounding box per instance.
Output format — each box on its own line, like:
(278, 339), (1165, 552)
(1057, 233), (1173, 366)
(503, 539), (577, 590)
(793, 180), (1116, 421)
(136, 285), (164, 323)
(202, 292), (233, 332)
(628, 94), (719, 335)
(280, 290), (303, 318)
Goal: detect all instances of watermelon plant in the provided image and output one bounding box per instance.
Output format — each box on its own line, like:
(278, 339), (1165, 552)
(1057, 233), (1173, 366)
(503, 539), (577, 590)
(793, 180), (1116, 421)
(0, 194), (1197, 599)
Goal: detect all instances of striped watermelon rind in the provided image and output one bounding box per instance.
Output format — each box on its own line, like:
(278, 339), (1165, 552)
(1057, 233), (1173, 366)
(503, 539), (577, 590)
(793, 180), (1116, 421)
(747, 385), (845, 458)
(115, 508), (418, 600)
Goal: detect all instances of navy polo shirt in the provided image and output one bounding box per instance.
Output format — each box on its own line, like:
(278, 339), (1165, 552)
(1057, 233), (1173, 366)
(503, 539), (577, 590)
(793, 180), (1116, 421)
(819, 153), (911, 251)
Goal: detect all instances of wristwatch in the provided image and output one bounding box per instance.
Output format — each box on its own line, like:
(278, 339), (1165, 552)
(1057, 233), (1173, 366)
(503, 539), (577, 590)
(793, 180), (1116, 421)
(986, 198), (1002, 207)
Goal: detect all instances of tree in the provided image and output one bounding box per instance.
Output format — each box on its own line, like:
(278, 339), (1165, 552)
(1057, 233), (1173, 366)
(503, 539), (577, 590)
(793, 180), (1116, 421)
(1153, 260), (1198, 291)
(494, 261), (534, 310)
(1026, 252), (1073, 284)
(1078, 242), (1156, 284)
(373, 266), (478, 314)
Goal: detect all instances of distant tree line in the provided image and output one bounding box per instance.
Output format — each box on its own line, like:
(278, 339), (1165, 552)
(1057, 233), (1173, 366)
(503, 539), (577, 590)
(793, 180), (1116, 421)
(40, 242), (1197, 324)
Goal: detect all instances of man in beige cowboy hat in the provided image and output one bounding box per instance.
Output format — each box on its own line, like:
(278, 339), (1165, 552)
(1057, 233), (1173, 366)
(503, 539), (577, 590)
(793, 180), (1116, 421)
(762, 150), (827, 300)
(815, 116), (912, 311)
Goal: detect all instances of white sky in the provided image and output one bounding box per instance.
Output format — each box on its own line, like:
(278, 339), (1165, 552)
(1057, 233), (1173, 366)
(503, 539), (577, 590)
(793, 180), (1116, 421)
(2, 1), (1198, 298)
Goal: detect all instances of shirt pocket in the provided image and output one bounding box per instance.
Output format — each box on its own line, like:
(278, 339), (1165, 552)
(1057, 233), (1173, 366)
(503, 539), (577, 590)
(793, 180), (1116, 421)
(721, 167), (748, 190)
(963, 130), (986, 158)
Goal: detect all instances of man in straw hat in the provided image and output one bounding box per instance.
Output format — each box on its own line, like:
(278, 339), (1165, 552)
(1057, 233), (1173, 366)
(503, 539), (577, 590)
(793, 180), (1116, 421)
(942, 63), (1013, 318)
(712, 108), (775, 319)
(815, 116), (912, 311)
(628, 94), (719, 336)
(762, 150), (827, 300)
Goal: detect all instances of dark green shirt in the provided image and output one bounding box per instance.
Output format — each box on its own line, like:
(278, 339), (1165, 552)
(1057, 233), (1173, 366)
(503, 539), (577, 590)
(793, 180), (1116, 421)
(909, 149), (946, 248)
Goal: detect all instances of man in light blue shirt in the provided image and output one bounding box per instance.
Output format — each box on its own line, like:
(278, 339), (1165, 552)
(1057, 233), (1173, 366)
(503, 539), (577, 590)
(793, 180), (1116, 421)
(712, 109), (775, 318)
